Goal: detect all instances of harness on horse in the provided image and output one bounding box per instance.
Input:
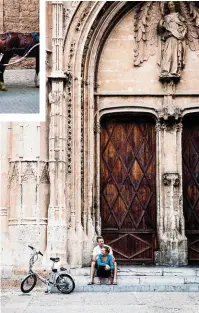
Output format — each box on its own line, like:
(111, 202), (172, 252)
(0, 32), (12, 52)
(0, 32), (40, 53)
(0, 32), (12, 41)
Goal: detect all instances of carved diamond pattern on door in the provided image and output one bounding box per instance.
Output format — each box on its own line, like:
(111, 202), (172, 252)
(182, 116), (199, 262)
(100, 116), (157, 263)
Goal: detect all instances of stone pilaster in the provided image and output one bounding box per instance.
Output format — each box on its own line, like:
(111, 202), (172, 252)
(50, 1), (65, 78)
(47, 90), (67, 262)
(156, 103), (187, 265)
(47, 1), (68, 264)
(5, 123), (49, 269)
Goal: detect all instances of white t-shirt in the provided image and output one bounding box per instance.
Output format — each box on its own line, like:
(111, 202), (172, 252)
(92, 245), (113, 257)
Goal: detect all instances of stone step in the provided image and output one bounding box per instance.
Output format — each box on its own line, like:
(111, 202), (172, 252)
(75, 275), (199, 285)
(68, 266), (199, 277)
(2, 280), (199, 292)
(76, 284), (199, 292)
(2, 266), (199, 292)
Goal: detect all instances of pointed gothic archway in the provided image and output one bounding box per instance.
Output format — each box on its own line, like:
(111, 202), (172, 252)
(100, 114), (157, 263)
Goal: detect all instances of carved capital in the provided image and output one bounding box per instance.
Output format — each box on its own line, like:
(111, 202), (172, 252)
(157, 107), (182, 124)
(163, 173), (180, 187)
(155, 122), (167, 132)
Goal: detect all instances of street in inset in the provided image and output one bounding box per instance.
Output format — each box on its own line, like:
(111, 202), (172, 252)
(0, 69), (39, 114)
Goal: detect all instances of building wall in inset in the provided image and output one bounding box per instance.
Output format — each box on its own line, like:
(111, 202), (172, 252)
(2, 0), (39, 69)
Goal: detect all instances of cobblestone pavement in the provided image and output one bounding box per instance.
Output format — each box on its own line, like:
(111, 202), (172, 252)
(0, 69), (39, 114)
(1, 290), (199, 313)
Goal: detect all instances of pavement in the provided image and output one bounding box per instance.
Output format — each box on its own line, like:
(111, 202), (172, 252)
(1, 290), (199, 313)
(0, 69), (39, 114)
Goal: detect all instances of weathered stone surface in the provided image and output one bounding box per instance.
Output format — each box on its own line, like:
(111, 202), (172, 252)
(1, 1), (199, 276)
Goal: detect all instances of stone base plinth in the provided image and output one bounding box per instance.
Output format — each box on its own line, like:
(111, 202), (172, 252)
(157, 234), (188, 266)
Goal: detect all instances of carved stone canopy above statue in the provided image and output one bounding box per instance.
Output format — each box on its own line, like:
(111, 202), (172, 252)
(134, 1), (199, 83)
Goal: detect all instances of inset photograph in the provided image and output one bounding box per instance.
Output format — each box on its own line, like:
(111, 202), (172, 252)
(0, 0), (39, 114)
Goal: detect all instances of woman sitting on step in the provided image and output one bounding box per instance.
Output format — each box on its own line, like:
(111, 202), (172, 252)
(96, 245), (114, 285)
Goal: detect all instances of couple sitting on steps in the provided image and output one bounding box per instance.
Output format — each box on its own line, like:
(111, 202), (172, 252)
(88, 236), (117, 285)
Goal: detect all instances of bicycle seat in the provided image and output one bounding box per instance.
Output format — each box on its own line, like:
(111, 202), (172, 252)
(50, 257), (60, 262)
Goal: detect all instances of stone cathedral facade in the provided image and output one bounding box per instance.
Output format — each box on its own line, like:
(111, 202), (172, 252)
(1, 1), (199, 276)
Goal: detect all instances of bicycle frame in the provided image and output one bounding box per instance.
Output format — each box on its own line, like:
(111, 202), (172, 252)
(26, 247), (68, 292)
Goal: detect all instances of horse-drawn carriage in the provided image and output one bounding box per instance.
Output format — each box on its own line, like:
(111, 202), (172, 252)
(0, 32), (39, 91)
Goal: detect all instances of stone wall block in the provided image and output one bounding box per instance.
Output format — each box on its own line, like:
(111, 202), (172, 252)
(2, 0), (39, 69)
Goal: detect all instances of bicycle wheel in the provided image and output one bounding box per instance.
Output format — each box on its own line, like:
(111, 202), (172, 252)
(56, 274), (75, 294)
(21, 274), (37, 293)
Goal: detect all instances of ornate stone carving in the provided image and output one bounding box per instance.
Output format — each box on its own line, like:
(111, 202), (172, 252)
(69, 42), (76, 59)
(81, 1), (113, 85)
(156, 122), (183, 133)
(158, 107), (169, 121)
(67, 42), (76, 72)
(80, 2), (113, 223)
(8, 163), (19, 185)
(21, 163), (36, 182)
(157, 107), (182, 123)
(49, 91), (56, 105)
(66, 74), (72, 174)
(64, 71), (72, 84)
(134, 1), (199, 83)
(39, 164), (50, 184)
(75, 3), (93, 31)
(63, 2), (79, 30)
(158, 2), (187, 82)
(163, 172), (180, 187)
(159, 171), (187, 266)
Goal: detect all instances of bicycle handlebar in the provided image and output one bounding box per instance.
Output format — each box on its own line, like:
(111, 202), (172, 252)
(28, 245), (43, 256)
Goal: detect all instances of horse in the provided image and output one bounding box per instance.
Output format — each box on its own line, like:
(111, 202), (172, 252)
(0, 32), (39, 91)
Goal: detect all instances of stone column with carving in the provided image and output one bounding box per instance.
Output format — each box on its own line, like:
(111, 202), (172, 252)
(156, 104), (187, 266)
(47, 1), (68, 263)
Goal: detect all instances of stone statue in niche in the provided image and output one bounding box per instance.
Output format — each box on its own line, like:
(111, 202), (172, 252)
(134, 1), (199, 83)
(158, 1), (187, 81)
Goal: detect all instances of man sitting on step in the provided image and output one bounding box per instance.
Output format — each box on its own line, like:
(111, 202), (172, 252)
(87, 236), (117, 285)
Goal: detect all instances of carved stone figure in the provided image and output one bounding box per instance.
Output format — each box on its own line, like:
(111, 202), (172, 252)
(158, 2), (187, 80)
(134, 1), (199, 83)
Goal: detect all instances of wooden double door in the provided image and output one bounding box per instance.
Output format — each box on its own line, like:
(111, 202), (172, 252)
(100, 115), (157, 263)
(182, 116), (199, 263)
